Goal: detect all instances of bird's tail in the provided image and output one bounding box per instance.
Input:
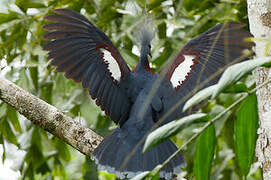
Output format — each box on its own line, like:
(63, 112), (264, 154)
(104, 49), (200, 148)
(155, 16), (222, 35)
(92, 127), (185, 179)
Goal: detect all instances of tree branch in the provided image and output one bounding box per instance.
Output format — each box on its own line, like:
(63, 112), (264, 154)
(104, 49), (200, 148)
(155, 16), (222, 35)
(0, 77), (103, 156)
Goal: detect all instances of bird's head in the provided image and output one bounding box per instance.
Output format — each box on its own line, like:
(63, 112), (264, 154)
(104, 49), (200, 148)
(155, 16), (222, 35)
(135, 18), (155, 72)
(139, 20), (154, 58)
(141, 41), (152, 58)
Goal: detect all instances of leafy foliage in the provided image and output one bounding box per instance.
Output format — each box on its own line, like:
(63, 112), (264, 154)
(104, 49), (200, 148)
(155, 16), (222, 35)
(194, 124), (216, 180)
(0, 0), (264, 179)
(234, 93), (258, 177)
(143, 113), (208, 152)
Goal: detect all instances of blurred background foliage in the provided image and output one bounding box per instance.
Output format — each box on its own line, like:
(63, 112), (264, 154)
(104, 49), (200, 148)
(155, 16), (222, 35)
(0, 0), (261, 179)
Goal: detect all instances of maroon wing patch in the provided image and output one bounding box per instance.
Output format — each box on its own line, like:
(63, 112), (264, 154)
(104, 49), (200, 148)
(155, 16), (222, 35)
(162, 22), (254, 91)
(155, 22), (254, 124)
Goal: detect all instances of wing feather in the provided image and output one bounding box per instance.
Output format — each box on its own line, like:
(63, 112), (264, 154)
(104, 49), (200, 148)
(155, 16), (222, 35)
(44, 35), (92, 50)
(44, 9), (131, 124)
(156, 22), (254, 124)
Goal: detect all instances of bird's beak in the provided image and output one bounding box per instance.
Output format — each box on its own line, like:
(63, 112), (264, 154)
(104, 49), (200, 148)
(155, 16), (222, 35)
(149, 52), (152, 58)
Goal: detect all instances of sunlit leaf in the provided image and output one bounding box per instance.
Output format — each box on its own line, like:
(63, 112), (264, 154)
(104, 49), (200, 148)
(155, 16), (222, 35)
(212, 57), (271, 98)
(143, 113), (208, 152)
(194, 124), (215, 180)
(183, 85), (217, 112)
(234, 93), (258, 176)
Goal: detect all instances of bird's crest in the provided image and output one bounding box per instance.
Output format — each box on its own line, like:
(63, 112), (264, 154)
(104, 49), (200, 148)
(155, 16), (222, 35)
(135, 17), (155, 47)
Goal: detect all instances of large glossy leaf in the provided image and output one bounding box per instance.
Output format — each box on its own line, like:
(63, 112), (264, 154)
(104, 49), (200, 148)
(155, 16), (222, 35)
(234, 93), (258, 176)
(194, 124), (216, 180)
(143, 113), (208, 152)
(212, 57), (271, 98)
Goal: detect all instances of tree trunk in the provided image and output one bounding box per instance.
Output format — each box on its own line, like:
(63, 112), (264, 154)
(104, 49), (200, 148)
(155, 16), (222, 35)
(247, 1), (271, 179)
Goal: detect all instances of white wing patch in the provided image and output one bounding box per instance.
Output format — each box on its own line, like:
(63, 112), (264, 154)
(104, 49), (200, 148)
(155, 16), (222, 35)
(170, 55), (196, 88)
(101, 48), (121, 82)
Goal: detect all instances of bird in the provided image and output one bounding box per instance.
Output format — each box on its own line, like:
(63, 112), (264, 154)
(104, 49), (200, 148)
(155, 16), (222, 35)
(43, 9), (254, 179)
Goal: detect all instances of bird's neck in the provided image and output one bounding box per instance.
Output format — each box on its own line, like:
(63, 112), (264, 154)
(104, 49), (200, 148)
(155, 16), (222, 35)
(134, 54), (151, 73)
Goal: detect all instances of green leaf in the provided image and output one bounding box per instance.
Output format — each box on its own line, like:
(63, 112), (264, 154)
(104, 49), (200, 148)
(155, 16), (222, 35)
(194, 124), (215, 180)
(0, 103), (7, 119)
(24, 144), (45, 170)
(1, 137), (6, 164)
(31, 127), (42, 151)
(17, 69), (32, 92)
(148, 0), (167, 10)
(0, 119), (18, 145)
(29, 56), (39, 91)
(212, 57), (271, 98)
(157, 21), (167, 39)
(234, 93), (258, 176)
(83, 156), (99, 180)
(95, 114), (112, 136)
(41, 82), (53, 105)
(120, 48), (138, 68)
(210, 105), (231, 136)
(0, 11), (19, 25)
(143, 113), (208, 152)
(55, 139), (71, 162)
(183, 85), (217, 112)
(153, 41), (173, 67)
(15, 0), (45, 12)
(223, 83), (248, 93)
(6, 105), (21, 132)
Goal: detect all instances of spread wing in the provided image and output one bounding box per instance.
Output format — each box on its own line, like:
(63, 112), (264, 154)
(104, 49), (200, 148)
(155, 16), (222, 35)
(154, 22), (254, 124)
(43, 9), (131, 125)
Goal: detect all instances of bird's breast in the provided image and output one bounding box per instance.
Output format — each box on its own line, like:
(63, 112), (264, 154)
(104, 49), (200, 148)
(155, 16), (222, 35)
(122, 72), (155, 103)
